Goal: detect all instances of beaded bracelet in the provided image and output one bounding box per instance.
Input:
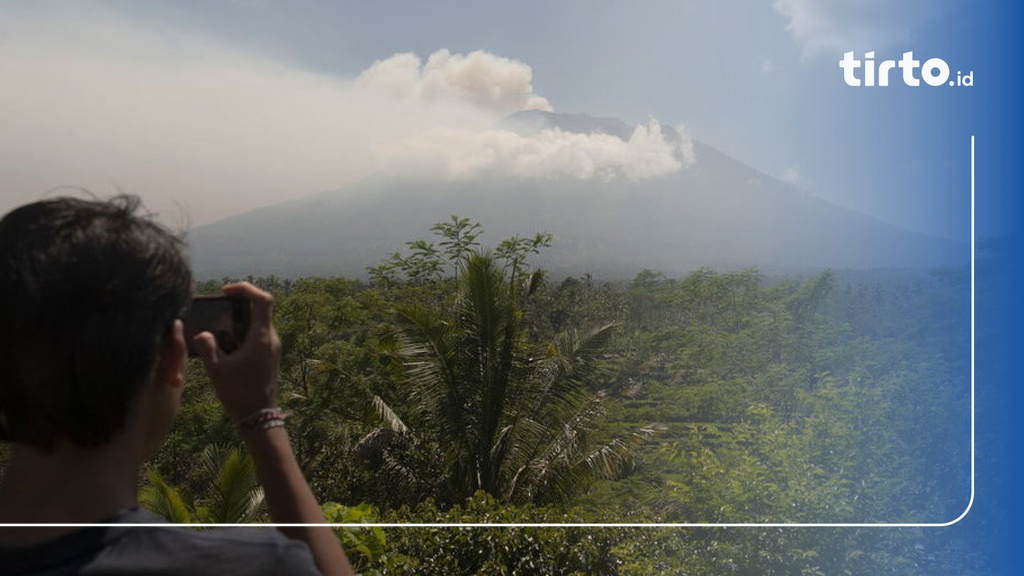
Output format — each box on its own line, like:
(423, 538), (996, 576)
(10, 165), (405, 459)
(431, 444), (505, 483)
(235, 407), (291, 435)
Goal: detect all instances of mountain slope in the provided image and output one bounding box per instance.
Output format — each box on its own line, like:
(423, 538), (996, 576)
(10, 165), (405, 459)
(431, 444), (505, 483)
(187, 113), (966, 279)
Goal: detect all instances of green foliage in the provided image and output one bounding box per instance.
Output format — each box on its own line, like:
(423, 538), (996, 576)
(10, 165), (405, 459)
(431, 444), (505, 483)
(199, 444), (265, 524)
(432, 215), (482, 274)
(367, 492), (660, 576)
(594, 267), (970, 526)
(368, 214), (483, 289)
(145, 217), (975, 573)
(393, 251), (656, 506)
(140, 468), (194, 523)
(322, 502), (388, 569)
(141, 445), (264, 523)
(318, 492), (983, 576)
(495, 232), (553, 280)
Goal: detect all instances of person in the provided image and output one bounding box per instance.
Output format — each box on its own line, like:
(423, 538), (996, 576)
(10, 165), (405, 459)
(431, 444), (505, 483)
(0, 195), (354, 576)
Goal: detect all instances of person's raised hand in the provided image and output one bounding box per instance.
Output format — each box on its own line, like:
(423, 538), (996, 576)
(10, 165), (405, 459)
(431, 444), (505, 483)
(193, 282), (280, 424)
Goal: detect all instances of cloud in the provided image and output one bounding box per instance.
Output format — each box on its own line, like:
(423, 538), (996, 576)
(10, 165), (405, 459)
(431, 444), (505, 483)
(357, 50), (552, 115)
(771, 0), (941, 61)
(377, 120), (693, 182)
(0, 7), (685, 227)
(0, 8), (384, 224)
(781, 166), (802, 186)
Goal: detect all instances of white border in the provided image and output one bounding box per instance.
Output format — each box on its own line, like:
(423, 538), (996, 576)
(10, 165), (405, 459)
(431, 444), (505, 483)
(1, 138), (977, 530)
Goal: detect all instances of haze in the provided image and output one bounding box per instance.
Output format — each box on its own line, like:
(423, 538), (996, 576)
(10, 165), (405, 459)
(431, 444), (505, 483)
(0, 0), (975, 238)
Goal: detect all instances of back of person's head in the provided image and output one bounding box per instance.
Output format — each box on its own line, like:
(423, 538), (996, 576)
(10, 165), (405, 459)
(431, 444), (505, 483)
(0, 195), (192, 451)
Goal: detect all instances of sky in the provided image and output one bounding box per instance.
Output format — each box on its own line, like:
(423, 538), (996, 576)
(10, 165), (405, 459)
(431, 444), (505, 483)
(0, 0), (985, 239)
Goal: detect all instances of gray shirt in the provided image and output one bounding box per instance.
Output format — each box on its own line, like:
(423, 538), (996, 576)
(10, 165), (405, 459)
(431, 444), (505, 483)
(0, 508), (321, 575)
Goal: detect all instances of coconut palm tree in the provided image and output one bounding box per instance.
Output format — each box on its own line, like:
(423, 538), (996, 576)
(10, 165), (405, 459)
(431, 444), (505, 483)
(140, 444), (264, 523)
(392, 251), (658, 505)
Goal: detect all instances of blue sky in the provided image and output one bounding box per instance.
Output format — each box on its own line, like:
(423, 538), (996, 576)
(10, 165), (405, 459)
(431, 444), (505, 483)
(0, 1), (986, 239)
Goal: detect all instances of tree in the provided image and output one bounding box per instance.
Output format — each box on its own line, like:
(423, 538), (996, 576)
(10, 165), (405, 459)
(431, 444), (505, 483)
(141, 444), (264, 523)
(389, 251), (656, 505)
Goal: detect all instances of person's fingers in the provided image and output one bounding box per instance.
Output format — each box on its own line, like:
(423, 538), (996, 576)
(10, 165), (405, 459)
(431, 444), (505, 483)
(222, 282), (274, 329)
(221, 281), (271, 303)
(193, 331), (220, 369)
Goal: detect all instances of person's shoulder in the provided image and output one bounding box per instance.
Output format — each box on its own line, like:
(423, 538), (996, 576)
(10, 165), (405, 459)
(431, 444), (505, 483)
(0, 508), (319, 576)
(98, 509), (321, 576)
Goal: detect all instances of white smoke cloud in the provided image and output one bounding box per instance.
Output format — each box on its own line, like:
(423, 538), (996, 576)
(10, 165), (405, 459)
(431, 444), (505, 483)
(377, 121), (693, 181)
(358, 50), (552, 115)
(0, 6), (688, 226)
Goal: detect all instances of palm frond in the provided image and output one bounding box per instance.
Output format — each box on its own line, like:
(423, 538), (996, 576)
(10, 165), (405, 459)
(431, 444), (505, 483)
(391, 250), (637, 505)
(370, 394), (409, 433)
(139, 468), (194, 523)
(539, 423), (664, 503)
(199, 445), (265, 523)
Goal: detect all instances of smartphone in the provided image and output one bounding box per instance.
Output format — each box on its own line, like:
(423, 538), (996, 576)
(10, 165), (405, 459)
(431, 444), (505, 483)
(184, 295), (251, 357)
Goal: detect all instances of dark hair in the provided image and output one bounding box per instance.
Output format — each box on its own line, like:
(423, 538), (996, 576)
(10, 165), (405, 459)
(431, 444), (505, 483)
(0, 195), (193, 450)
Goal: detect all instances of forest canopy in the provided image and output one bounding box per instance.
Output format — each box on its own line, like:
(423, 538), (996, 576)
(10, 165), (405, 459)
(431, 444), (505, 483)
(85, 217), (975, 574)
